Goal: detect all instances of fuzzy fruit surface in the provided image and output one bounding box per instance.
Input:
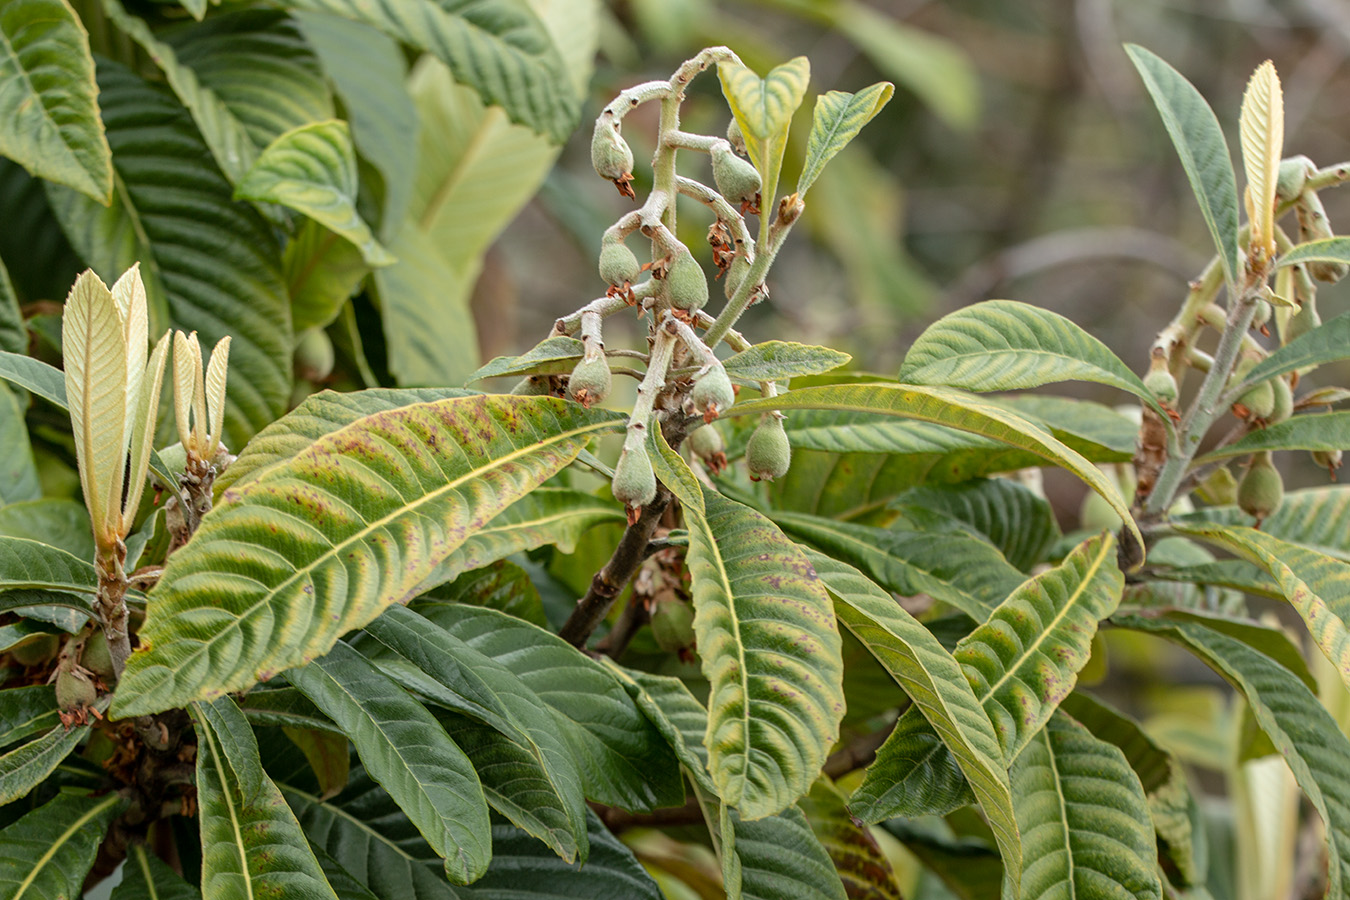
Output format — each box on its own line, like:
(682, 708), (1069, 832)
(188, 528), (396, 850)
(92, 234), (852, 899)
(666, 253), (709, 312)
(690, 367), (734, 418)
(55, 668), (97, 711)
(1238, 454), (1284, 523)
(711, 143), (761, 206)
(651, 597), (696, 654)
(613, 440), (657, 509)
(591, 119), (633, 181)
(599, 242), (640, 287)
(567, 356), (612, 408)
(747, 416), (791, 481)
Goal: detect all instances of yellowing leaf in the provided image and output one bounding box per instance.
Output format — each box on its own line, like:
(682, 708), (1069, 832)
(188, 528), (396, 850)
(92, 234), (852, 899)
(1240, 60), (1283, 261)
(718, 57), (810, 206)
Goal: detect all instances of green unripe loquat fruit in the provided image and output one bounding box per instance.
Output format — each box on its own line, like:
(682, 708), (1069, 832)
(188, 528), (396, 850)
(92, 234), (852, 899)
(1143, 365), (1178, 405)
(650, 597), (696, 655)
(566, 355), (612, 408)
(591, 119), (633, 181)
(1238, 452), (1284, 525)
(687, 423), (727, 473)
(690, 366), (735, 420)
(666, 252), (709, 312)
(511, 376), (550, 396)
(726, 118), (746, 155)
(746, 415), (791, 482)
(1268, 376), (1293, 425)
(612, 438), (657, 511)
(10, 633), (59, 667)
(82, 630), (115, 682)
(55, 668), (97, 711)
(723, 253), (751, 301)
(294, 328), (335, 382)
(1312, 449), (1343, 479)
(599, 241), (641, 288)
(711, 143), (761, 207)
(1276, 156), (1312, 202)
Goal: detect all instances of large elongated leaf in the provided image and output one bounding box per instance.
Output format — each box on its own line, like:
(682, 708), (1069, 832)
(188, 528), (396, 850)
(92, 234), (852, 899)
(1178, 487), (1350, 561)
(0, 719), (90, 806)
(193, 697), (339, 900)
(899, 300), (1157, 409)
(282, 218), (369, 332)
(816, 551), (1020, 874)
(721, 342), (852, 384)
(113, 395), (623, 717)
(730, 805), (847, 900)
(0, 0), (111, 201)
(0, 386), (38, 506)
(236, 120), (394, 266)
(892, 478), (1059, 572)
(727, 384), (1142, 558)
(797, 84), (894, 197)
(1011, 712), (1163, 900)
(0, 261), (19, 355)
(469, 337), (585, 382)
(1197, 411), (1350, 461)
(1238, 61), (1282, 256)
(110, 845), (202, 900)
(602, 664), (719, 794)
(1276, 236), (1350, 269)
(657, 439), (844, 819)
(0, 352), (66, 410)
(277, 0), (577, 141)
(46, 59), (292, 445)
(0, 686), (60, 748)
(1241, 311), (1350, 388)
(1125, 45), (1240, 287)
(408, 603), (685, 812)
(0, 537), (96, 595)
(1118, 613), (1350, 896)
(287, 642), (492, 883)
(776, 511), (1024, 622)
(797, 779), (901, 900)
(1177, 523), (1350, 693)
(0, 791), (124, 899)
(0, 500), (92, 560)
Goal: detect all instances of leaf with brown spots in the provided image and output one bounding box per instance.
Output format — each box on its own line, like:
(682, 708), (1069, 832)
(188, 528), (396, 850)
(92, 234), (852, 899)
(114, 395), (624, 717)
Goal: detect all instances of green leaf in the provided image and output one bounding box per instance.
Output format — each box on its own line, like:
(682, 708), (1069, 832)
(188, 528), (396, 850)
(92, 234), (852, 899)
(407, 603), (685, 812)
(850, 708), (976, 820)
(727, 383), (1143, 560)
(898, 300), (1159, 410)
(0, 386), (38, 506)
(236, 120), (394, 266)
(720, 341), (852, 384)
(113, 395), (623, 717)
(797, 779), (902, 900)
(46, 59), (292, 446)
(283, 725), (350, 800)
(1011, 712), (1163, 900)
(0, 590), (94, 631)
(418, 559), (547, 627)
(1240, 311), (1350, 389)
(1176, 523), (1350, 694)
(776, 512), (1024, 622)
(718, 56), (811, 204)
(0, 620), (60, 657)
(282, 770), (460, 900)
(0, 260), (21, 354)
(0, 351), (66, 410)
(892, 478), (1059, 572)
(287, 642), (492, 883)
(307, 842), (382, 900)
(730, 805), (847, 900)
(1061, 692), (1204, 885)
(469, 337), (586, 382)
(797, 84), (894, 197)
(239, 688), (338, 733)
(0, 537), (96, 595)
(295, 12), (417, 236)
(879, 819), (1003, 900)
(1196, 411), (1350, 461)
(111, 844), (202, 900)
(816, 551), (1019, 873)
(275, 0), (578, 142)
(1125, 45), (1241, 288)
(0, 0), (112, 201)
(283, 218), (370, 332)
(1117, 613), (1350, 896)
(0, 719), (88, 806)
(0, 792), (124, 899)
(829, 1), (977, 131)
(1276, 236), (1350, 269)
(1178, 486), (1350, 561)
(0, 500), (92, 560)
(193, 697), (340, 900)
(601, 664), (718, 795)
(659, 448), (844, 818)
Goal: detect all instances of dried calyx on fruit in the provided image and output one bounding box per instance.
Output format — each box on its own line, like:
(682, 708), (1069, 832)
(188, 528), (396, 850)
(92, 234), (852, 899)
(1312, 449), (1343, 480)
(591, 115), (635, 199)
(746, 413), (791, 481)
(1238, 451), (1284, 526)
(612, 431), (657, 522)
(566, 355), (611, 408)
(665, 250), (709, 312)
(690, 365), (735, 422)
(687, 423), (728, 474)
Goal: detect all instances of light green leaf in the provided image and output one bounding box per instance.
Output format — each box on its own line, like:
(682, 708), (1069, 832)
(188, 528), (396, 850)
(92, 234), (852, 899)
(0, 260), (20, 354)
(111, 844), (202, 900)
(1061, 691), (1204, 885)
(470, 337), (586, 382)
(283, 218), (370, 333)
(727, 383), (1143, 560)
(0, 792), (123, 899)
(797, 779), (902, 900)
(777, 511), (1025, 622)
(1241, 311), (1350, 388)
(0, 684), (59, 749)
(829, 0), (977, 131)
(288, 642), (492, 883)
(0, 0), (111, 201)
(0, 351), (66, 410)
(898, 300), (1159, 410)
(1196, 411), (1350, 461)
(295, 12), (417, 236)
(275, 0), (579, 142)
(0, 590), (94, 629)
(1011, 712), (1163, 900)
(720, 341), (851, 384)
(1118, 613), (1350, 896)
(0, 621), (59, 656)
(1178, 486), (1350, 561)
(797, 84), (894, 197)
(718, 56), (811, 205)
(663, 460), (844, 818)
(236, 120), (394, 267)
(1276, 236), (1350, 269)
(1177, 523), (1350, 694)
(374, 223), (481, 388)
(193, 697), (340, 900)
(816, 551), (1020, 875)
(113, 395), (623, 717)
(1126, 45), (1241, 288)
(0, 718), (89, 806)
(407, 603), (685, 813)
(46, 59), (292, 446)
(0, 536), (96, 595)
(892, 478), (1059, 572)
(0, 385), (37, 506)
(1238, 61), (1282, 256)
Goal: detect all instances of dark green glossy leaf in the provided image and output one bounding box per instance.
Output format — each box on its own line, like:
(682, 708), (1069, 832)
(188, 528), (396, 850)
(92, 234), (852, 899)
(0, 685), (60, 747)
(0, 792), (123, 898)
(0, 352), (65, 410)
(110, 845), (202, 900)
(892, 478), (1059, 572)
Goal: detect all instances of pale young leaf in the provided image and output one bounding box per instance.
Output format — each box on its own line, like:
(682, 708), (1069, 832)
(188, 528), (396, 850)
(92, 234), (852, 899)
(1239, 60), (1283, 260)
